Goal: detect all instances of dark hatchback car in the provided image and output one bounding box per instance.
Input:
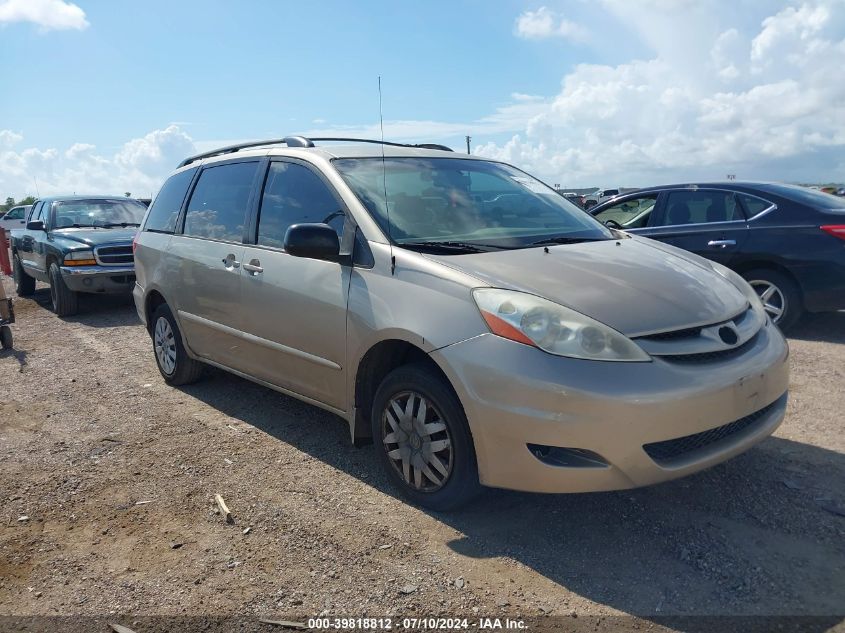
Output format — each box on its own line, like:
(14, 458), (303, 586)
(590, 182), (845, 330)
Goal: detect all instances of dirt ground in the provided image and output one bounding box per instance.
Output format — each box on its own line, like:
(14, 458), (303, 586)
(0, 276), (843, 631)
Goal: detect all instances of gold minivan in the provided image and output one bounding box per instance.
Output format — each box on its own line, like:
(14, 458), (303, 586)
(133, 137), (789, 510)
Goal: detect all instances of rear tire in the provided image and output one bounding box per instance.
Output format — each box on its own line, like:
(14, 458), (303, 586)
(0, 326), (12, 350)
(371, 363), (480, 511)
(48, 262), (78, 317)
(151, 303), (204, 385)
(742, 268), (802, 332)
(12, 254), (35, 296)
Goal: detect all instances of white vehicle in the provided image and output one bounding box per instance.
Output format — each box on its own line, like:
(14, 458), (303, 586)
(584, 189), (619, 209)
(0, 205), (30, 234)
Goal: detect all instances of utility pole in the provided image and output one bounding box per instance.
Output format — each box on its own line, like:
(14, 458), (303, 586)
(465, 135), (471, 155)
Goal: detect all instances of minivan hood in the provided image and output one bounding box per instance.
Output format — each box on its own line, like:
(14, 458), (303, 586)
(53, 227), (137, 246)
(426, 237), (747, 336)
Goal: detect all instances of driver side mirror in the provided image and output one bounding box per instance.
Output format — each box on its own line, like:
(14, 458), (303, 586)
(284, 223), (340, 262)
(26, 220), (45, 231)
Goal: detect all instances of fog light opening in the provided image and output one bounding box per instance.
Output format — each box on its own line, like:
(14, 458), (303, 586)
(527, 444), (609, 468)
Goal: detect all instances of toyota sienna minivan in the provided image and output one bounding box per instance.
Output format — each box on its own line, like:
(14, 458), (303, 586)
(133, 136), (789, 510)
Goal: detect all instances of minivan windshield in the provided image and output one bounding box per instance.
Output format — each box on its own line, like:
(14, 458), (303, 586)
(334, 158), (613, 251)
(52, 199), (147, 228)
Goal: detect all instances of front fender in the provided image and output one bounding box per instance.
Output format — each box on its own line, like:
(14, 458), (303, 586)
(344, 243), (490, 429)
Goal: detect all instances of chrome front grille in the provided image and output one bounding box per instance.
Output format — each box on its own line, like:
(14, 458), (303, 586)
(94, 244), (134, 266)
(635, 306), (765, 363)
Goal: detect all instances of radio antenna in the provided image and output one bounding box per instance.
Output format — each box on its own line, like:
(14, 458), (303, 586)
(378, 76), (395, 274)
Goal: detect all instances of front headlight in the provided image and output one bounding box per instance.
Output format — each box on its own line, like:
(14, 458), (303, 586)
(472, 288), (650, 362)
(63, 250), (97, 266)
(709, 262), (766, 318)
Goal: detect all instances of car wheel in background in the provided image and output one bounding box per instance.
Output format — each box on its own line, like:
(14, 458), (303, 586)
(151, 303), (204, 385)
(742, 268), (802, 331)
(371, 363), (480, 511)
(0, 325), (12, 350)
(48, 263), (78, 317)
(12, 254), (35, 296)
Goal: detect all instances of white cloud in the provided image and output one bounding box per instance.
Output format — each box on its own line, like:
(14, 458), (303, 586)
(301, 97), (551, 146)
(750, 2), (836, 69)
(477, 0), (845, 186)
(0, 0), (89, 31)
(0, 130), (23, 147)
(0, 126), (195, 199)
(515, 6), (588, 42)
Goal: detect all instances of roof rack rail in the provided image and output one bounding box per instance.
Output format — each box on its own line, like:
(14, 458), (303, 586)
(177, 136), (453, 168)
(309, 137), (453, 152)
(178, 136), (311, 167)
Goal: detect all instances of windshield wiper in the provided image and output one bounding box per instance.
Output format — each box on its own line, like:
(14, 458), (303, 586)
(99, 222), (141, 228)
(528, 236), (609, 247)
(399, 240), (500, 253)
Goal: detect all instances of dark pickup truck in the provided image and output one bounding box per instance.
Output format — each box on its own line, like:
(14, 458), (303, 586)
(10, 196), (147, 316)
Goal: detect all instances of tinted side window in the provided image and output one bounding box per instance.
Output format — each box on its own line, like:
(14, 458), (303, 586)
(145, 168), (197, 233)
(6, 207), (24, 220)
(184, 162), (259, 242)
(27, 203), (40, 222)
(257, 162), (343, 249)
(659, 190), (741, 226)
(738, 194), (773, 217)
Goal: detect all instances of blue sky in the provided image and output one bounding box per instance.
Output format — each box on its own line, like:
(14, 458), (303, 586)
(1, 1), (638, 150)
(1, 0), (844, 198)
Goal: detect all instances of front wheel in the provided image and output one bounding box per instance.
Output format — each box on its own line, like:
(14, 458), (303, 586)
(48, 263), (78, 316)
(742, 268), (802, 332)
(151, 303), (204, 385)
(371, 364), (480, 511)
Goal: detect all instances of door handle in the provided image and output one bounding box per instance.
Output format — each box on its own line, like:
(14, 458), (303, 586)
(243, 259), (263, 274)
(707, 239), (736, 248)
(222, 254), (240, 268)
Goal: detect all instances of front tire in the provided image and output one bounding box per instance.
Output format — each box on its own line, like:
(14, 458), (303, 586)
(13, 254), (35, 296)
(742, 268), (802, 331)
(48, 262), (78, 316)
(371, 363), (480, 511)
(151, 303), (204, 385)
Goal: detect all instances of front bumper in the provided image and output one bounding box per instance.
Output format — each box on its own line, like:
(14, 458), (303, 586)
(431, 321), (789, 494)
(60, 266), (136, 294)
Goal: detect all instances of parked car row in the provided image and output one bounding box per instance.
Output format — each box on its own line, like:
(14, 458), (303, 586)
(13, 139), (845, 510)
(557, 188), (622, 210)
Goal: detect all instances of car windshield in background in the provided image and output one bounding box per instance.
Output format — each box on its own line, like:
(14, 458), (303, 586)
(52, 200), (147, 228)
(333, 157), (613, 250)
(594, 196), (658, 228)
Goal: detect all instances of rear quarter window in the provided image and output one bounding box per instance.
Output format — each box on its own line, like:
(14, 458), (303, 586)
(144, 168), (197, 233)
(771, 184), (845, 210)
